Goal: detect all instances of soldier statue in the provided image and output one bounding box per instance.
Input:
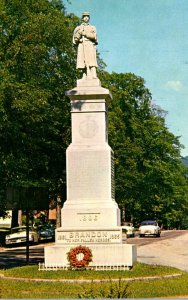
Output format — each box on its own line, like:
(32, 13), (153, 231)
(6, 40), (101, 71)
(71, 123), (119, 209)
(73, 12), (98, 79)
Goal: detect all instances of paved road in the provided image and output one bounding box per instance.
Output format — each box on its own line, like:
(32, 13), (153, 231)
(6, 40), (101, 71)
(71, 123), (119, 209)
(0, 245), (45, 269)
(127, 229), (187, 246)
(130, 230), (188, 272)
(0, 231), (187, 271)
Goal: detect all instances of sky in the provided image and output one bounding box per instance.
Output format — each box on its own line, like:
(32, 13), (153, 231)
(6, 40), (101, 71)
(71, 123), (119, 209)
(66, 0), (188, 157)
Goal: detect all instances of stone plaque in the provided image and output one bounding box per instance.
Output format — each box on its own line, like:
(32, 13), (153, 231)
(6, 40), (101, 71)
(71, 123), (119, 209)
(67, 148), (112, 201)
(56, 229), (122, 244)
(79, 117), (98, 138)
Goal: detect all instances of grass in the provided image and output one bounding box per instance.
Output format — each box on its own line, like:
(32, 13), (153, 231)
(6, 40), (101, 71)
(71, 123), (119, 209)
(0, 262), (181, 279)
(0, 262), (188, 298)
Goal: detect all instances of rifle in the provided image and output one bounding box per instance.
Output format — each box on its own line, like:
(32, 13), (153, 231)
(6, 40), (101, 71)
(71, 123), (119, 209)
(81, 27), (90, 77)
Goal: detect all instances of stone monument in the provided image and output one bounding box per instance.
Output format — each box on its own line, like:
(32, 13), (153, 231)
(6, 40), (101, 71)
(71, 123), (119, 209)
(44, 12), (137, 269)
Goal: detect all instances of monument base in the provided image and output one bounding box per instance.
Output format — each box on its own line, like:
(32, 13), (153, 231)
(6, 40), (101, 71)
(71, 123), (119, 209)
(44, 243), (137, 269)
(44, 227), (136, 269)
(43, 79), (137, 270)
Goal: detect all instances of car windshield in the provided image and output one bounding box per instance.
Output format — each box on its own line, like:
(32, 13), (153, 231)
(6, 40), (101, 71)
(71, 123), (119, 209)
(141, 221), (157, 226)
(38, 225), (55, 231)
(38, 225), (54, 230)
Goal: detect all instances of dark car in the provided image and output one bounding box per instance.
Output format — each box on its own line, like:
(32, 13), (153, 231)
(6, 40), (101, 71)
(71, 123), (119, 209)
(38, 224), (55, 242)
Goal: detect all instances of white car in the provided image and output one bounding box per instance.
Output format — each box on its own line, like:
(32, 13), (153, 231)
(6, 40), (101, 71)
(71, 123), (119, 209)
(139, 220), (161, 237)
(121, 222), (135, 237)
(5, 226), (39, 246)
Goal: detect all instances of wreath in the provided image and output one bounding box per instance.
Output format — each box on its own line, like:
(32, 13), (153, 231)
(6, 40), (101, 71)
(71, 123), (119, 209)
(67, 245), (92, 269)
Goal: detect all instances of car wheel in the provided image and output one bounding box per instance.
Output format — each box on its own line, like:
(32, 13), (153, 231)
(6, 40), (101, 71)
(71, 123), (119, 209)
(156, 232), (160, 237)
(29, 236), (36, 245)
(34, 236), (39, 245)
(30, 239), (34, 245)
(139, 234), (143, 238)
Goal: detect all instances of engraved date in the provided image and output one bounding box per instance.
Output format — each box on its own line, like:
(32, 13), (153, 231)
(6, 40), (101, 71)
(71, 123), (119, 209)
(78, 213), (99, 222)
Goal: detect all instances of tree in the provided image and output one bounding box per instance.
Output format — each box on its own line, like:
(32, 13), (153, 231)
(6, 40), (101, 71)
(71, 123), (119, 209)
(100, 71), (188, 227)
(0, 0), (79, 215)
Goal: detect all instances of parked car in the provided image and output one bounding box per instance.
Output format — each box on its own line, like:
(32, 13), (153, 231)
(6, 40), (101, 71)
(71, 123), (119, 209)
(5, 226), (39, 246)
(138, 220), (161, 237)
(121, 222), (135, 237)
(38, 224), (55, 242)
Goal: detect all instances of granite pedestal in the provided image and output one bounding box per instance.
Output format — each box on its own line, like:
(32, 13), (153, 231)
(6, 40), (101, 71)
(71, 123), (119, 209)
(44, 79), (137, 269)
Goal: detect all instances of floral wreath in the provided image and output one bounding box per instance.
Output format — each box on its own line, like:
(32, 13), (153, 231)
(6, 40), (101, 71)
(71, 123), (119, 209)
(67, 245), (92, 269)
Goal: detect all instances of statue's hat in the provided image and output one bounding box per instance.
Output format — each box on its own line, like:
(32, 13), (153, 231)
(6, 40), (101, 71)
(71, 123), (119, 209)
(82, 12), (90, 18)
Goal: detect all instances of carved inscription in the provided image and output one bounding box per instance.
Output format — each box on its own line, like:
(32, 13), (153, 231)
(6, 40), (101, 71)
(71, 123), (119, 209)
(57, 230), (121, 244)
(78, 213), (100, 222)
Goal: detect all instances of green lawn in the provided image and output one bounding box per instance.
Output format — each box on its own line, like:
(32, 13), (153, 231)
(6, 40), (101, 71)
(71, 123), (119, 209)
(0, 262), (188, 298)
